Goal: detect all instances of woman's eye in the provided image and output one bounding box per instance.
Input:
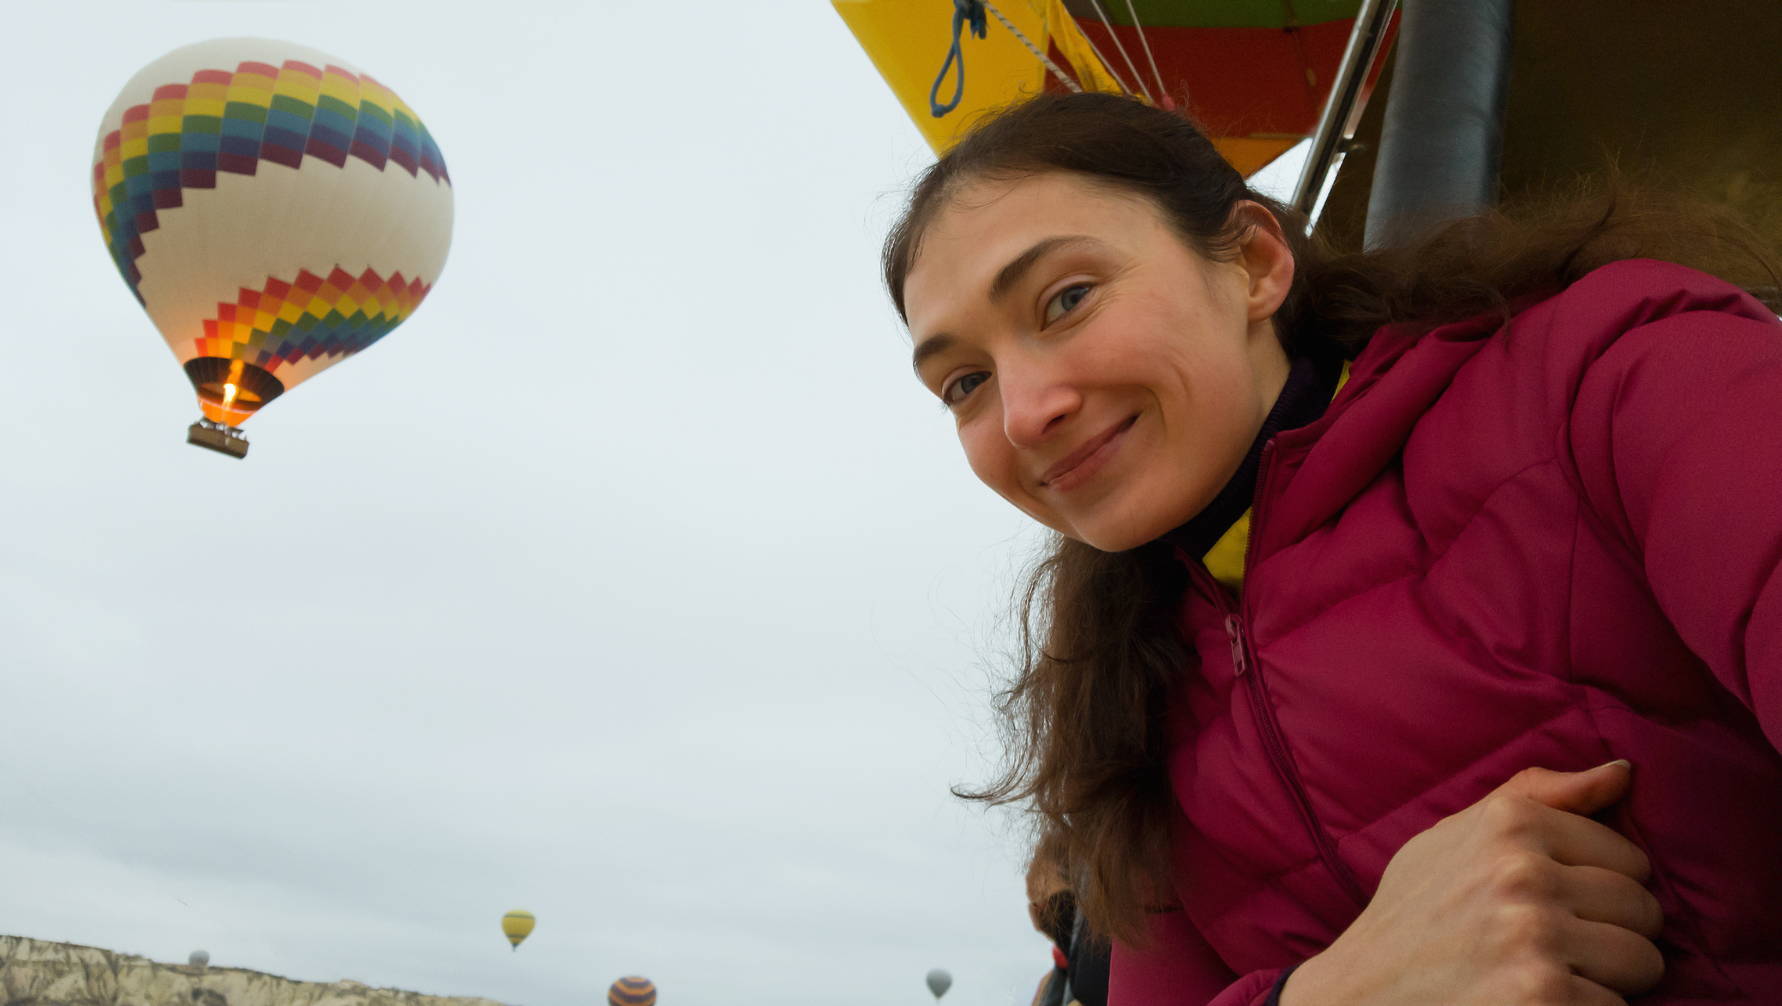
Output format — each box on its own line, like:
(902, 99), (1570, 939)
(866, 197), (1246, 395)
(1043, 283), (1093, 324)
(942, 371), (989, 406)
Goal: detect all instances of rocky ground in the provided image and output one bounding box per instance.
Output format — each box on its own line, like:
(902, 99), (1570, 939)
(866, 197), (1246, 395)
(0, 936), (510, 1006)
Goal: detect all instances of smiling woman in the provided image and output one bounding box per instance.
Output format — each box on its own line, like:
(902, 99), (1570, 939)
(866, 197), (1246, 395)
(903, 174), (1291, 550)
(881, 92), (1782, 1006)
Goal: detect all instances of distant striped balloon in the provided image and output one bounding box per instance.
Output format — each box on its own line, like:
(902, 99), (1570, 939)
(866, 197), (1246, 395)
(90, 37), (452, 455)
(501, 909), (535, 949)
(607, 976), (657, 1006)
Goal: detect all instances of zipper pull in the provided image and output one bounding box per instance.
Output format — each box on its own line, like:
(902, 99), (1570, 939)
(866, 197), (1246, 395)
(1225, 614), (1248, 677)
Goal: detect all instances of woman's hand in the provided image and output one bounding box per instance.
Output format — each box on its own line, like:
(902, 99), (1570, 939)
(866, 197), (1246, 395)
(1282, 760), (1665, 1006)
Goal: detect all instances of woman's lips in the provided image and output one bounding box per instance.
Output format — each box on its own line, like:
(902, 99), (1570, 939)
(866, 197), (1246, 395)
(1041, 415), (1138, 492)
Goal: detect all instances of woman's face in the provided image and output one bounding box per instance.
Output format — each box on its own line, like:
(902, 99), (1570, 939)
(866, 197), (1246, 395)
(902, 171), (1294, 551)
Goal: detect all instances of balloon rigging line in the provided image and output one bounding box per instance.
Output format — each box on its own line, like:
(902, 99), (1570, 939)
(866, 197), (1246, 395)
(1061, 11), (1136, 97)
(985, 1), (1084, 92)
(1083, 0), (1154, 103)
(1119, 0), (1171, 104)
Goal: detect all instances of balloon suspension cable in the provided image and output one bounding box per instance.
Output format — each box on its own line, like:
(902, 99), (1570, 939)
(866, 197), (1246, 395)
(1083, 0), (1153, 103)
(1117, 0), (1172, 108)
(983, 1), (1083, 92)
(1059, 6), (1135, 98)
(187, 417), (249, 459)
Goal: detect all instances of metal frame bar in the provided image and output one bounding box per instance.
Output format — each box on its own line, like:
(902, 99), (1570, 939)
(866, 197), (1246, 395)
(1291, 0), (1400, 221)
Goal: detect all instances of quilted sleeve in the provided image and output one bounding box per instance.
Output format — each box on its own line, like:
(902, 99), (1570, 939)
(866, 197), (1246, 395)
(1566, 305), (1782, 753)
(1108, 910), (1298, 1006)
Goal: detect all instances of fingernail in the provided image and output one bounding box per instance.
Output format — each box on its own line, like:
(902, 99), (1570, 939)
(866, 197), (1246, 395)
(1595, 758), (1632, 771)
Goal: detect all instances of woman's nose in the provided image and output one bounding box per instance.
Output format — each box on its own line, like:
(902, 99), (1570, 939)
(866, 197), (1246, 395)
(1000, 365), (1081, 448)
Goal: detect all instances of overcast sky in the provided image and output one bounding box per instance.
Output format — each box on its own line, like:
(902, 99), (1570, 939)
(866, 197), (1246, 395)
(0, 4), (1305, 1005)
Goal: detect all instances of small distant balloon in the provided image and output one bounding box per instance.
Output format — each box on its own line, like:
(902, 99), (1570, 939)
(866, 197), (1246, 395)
(188, 950), (209, 968)
(607, 975), (657, 1006)
(501, 910), (535, 950)
(926, 968), (952, 999)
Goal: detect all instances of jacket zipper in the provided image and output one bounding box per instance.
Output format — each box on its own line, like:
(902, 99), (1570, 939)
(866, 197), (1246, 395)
(1223, 440), (1370, 910)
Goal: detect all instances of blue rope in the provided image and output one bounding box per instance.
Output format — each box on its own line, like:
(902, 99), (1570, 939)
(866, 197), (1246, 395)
(929, 0), (988, 118)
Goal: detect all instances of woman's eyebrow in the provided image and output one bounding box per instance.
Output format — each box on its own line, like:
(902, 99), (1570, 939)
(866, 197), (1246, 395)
(912, 235), (1102, 375)
(911, 332), (957, 375)
(989, 235), (1099, 302)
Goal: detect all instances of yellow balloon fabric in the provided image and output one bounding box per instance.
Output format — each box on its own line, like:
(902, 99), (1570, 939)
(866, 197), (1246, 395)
(91, 38), (453, 431)
(832, 0), (1056, 154)
(830, 0), (1314, 176)
(501, 910), (536, 949)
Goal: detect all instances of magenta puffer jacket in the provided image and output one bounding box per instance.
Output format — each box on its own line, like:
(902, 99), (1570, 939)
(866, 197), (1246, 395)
(1109, 261), (1782, 1005)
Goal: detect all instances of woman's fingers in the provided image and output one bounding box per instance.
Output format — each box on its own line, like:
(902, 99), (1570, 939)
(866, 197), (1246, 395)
(1561, 863), (1665, 938)
(1530, 801), (1652, 881)
(1564, 915), (1668, 996)
(1564, 974), (1634, 1006)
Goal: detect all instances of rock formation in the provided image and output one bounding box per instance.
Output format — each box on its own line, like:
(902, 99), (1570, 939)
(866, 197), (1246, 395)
(0, 935), (510, 1006)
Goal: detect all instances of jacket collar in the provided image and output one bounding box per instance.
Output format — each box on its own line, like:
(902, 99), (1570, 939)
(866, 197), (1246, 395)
(1253, 310), (1505, 562)
(1162, 347), (1344, 561)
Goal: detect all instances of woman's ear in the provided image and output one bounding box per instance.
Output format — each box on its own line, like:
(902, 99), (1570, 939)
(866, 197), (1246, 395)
(1230, 200), (1296, 323)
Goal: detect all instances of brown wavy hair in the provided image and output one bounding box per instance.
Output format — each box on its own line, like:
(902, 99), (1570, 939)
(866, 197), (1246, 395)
(882, 91), (1780, 945)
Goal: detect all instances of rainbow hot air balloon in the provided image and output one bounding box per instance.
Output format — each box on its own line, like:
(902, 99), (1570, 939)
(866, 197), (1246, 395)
(91, 38), (453, 458)
(501, 909), (535, 950)
(607, 976), (657, 1006)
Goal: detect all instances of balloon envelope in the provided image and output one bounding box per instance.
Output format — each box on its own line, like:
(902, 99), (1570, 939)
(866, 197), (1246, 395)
(91, 37), (453, 436)
(188, 950), (209, 968)
(501, 909), (535, 949)
(926, 968), (952, 998)
(832, 0), (1387, 176)
(607, 976), (657, 1006)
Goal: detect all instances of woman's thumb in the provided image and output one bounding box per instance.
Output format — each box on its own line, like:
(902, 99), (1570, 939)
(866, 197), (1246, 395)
(1500, 759), (1633, 814)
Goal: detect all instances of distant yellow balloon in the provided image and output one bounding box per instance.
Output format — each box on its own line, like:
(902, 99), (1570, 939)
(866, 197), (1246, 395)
(501, 910), (535, 950)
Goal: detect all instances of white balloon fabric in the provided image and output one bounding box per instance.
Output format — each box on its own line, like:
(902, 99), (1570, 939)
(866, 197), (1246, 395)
(91, 38), (453, 430)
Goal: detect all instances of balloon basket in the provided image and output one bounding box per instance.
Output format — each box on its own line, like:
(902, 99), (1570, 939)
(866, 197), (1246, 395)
(187, 419), (248, 459)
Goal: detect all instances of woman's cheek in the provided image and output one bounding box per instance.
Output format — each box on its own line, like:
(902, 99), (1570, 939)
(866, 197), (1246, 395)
(960, 430), (1001, 493)
(961, 424), (1022, 499)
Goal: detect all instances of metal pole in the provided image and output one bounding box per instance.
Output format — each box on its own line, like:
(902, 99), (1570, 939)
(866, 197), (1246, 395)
(1291, 0), (1399, 221)
(1362, 0), (1514, 250)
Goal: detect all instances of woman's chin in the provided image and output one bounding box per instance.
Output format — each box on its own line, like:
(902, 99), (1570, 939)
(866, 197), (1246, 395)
(1060, 512), (1178, 553)
(1059, 493), (1216, 552)
(1080, 529), (1165, 553)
